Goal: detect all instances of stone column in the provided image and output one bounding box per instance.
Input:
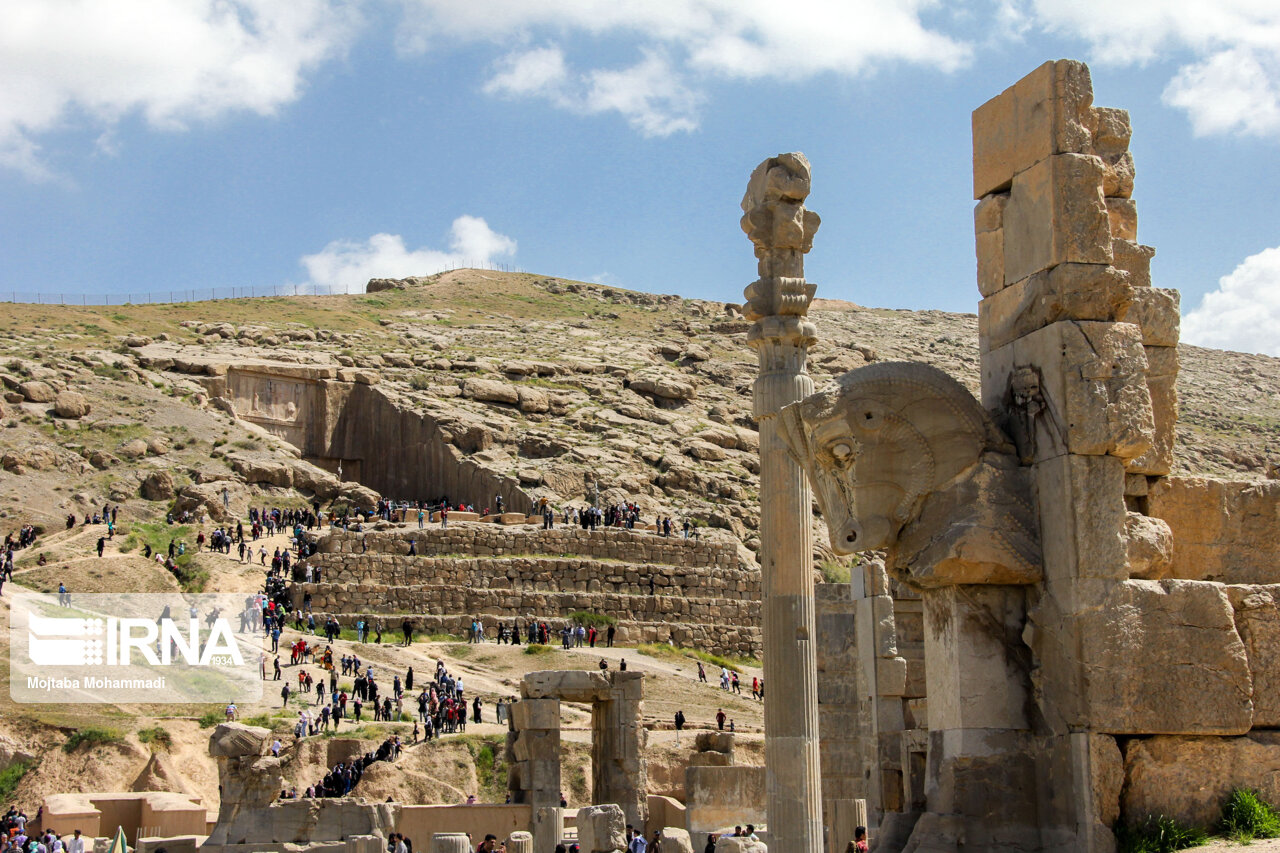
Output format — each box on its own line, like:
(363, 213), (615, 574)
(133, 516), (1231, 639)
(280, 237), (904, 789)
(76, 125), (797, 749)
(742, 152), (824, 853)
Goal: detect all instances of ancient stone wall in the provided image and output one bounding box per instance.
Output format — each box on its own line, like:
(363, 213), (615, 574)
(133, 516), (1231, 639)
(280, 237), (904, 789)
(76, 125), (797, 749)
(298, 528), (762, 656)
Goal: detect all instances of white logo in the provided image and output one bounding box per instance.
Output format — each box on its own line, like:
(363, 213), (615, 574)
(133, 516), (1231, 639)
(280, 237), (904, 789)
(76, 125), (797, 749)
(29, 615), (243, 667)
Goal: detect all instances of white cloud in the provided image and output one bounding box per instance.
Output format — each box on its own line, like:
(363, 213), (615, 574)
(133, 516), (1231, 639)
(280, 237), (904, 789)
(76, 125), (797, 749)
(486, 46), (699, 136)
(403, 0), (972, 134)
(1015, 0), (1280, 138)
(300, 216), (517, 291)
(1164, 48), (1280, 137)
(1183, 246), (1280, 355)
(0, 0), (357, 180)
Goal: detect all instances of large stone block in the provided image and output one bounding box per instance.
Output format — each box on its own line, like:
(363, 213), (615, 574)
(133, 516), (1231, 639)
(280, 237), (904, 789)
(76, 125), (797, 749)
(577, 804), (626, 853)
(972, 59), (1095, 199)
(924, 586), (1029, 731)
(979, 262), (1132, 352)
(1003, 153), (1112, 285)
(510, 698), (560, 731)
(1127, 288), (1180, 347)
(1105, 197), (1137, 241)
(975, 193), (1010, 297)
(524, 670), (612, 701)
(1227, 586), (1280, 727)
(1148, 477), (1280, 584)
(1093, 107), (1135, 198)
(209, 723), (270, 758)
(921, 729), (1043, 852)
(1111, 239), (1155, 288)
(1124, 512), (1173, 580)
(983, 321), (1154, 463)
(658, 828), (694, 853)
(1125, 371), (1176, 476)
(1081, 580), (1253, 735)
(1123, 733), (1280, 828)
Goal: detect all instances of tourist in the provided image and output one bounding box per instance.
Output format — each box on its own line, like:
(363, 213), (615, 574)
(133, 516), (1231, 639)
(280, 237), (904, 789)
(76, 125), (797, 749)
(697, 662), (707, 683)
(848, 826), (868, 853)
(716, 709), (726, 731)
(673, 710), (685, 743)
(703, 836), (716, 853)
(625, 826), (646, 853)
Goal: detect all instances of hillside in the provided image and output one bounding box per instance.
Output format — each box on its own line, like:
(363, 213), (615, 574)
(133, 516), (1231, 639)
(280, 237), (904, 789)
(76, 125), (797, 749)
(0, 267), (1277, 817)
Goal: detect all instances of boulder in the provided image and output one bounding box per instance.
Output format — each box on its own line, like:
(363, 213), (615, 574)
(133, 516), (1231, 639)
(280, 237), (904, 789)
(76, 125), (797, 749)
(141, 471), (176, 501)
(175, 481), (247, 523)
(463, 378), (520, 405)
(118, 438), (149, 459)
(88, 450), (118, 470)
(53, 390), (90, 419)
(146, 436), (170, 455)
(659, 829), (694, 853)
(19, 380), (56, 403)
(517, 387), (550, 414)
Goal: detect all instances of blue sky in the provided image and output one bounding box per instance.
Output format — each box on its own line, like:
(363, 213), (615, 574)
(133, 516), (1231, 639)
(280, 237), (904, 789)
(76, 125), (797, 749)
(2, 1), (1278, 354)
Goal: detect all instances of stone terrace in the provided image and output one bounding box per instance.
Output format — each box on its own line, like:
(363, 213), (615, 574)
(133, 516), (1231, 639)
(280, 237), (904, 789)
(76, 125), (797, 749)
(296, 525), (762, 656)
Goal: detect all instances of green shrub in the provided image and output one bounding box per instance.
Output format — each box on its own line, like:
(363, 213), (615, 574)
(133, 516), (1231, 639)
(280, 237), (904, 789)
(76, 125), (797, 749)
(137, 727), (173, 750)
(818, 561), (851, 584)
(1221, 788), (1280, 840)
(569, 611), (616, 628)
(0, 760), (31, 802)
(197, 711), (223, 728)
(409, 373), (432, 391)
(524, 644), (554, 656)
(1116, 816), (1208, 853)
(63, 726), (123, 752)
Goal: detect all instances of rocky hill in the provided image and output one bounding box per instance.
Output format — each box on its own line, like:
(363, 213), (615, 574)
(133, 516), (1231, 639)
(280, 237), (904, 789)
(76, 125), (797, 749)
(0, 267), (1277, 818)
(1, 268), (1277, 553)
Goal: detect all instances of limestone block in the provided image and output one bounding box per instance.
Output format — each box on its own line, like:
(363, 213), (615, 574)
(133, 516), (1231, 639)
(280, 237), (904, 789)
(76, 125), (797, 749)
(1148, 477), (1280, 584)
(972, 59), (1095, 198)
(19, 380), (57, 402)
(1003, 154), (1112, 285)
(577, 804), (626, 853)
(1143, 345), (1178, 379)
(1093, 106), (1134, 198)
(1126, 371), (1176, 476)
(523, 670), (611, 701)
(1105, 197), (1137, 241)
(507, 832), (534, 853)
(510, 698), (560, 731)
(1127, 288), (1180, 347)
(983, 321), (1153, 463)
(1111, 239), (1155, 288)
(924, 586), (1029, 731)
(512, 730), (559, 763)
(209, 723), (270, 757)
(979, 263), (1132, 352)
(714, 837), (766, 853)
(694, 732), (735, 755)
(1081, 579), (1253, 734)
(1036, 453), (1129, 588)
(1227, 586), (1280, 727)
(1124, 512), (1173, 579)
(975, 195), (1009, 298)
(922, 729), (1042, 852)
(658, 827), (694, 853)
(431, 834), (473, 853)
(1122, 733), (1280, 828)
(876, 657), (907, 697)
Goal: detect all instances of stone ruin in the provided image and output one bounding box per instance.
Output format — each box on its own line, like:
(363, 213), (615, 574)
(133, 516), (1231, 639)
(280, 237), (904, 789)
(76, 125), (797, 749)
(505, 670), (648, 849)
(774, 59), (1280, 851)
(203, 723), (397, 853)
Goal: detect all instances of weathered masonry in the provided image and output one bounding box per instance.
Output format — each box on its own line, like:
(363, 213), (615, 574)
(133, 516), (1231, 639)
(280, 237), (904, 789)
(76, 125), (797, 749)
(791, 59), (1280, 852)
(297, 526), (762, 657)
